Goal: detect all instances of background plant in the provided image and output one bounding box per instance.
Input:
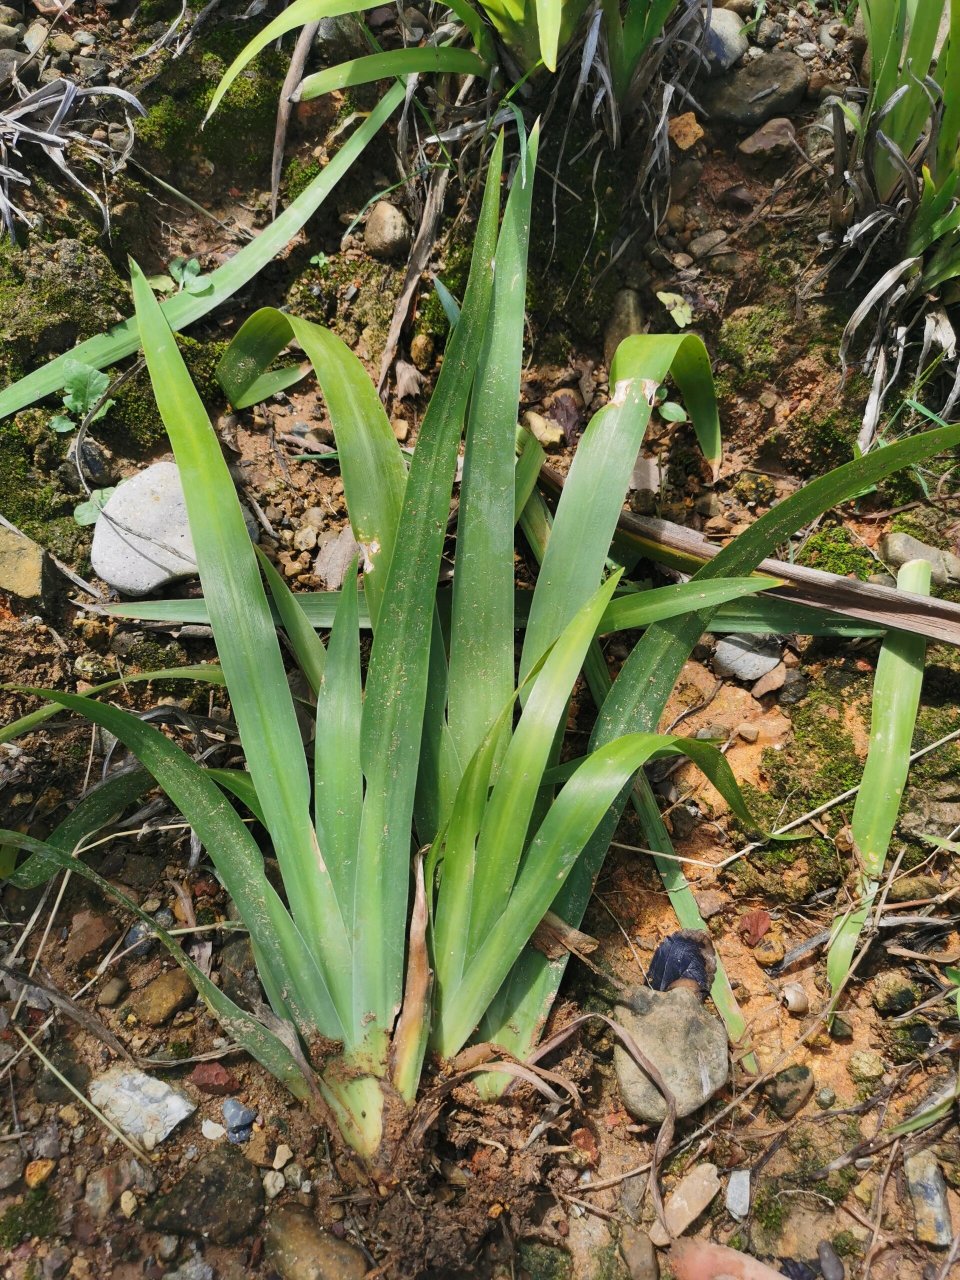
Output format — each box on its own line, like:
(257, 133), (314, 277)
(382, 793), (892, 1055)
(822, 0), (960, 430)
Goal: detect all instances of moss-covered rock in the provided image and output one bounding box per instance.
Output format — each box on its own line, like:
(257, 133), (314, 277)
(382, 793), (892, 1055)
(0, 410), (89, 560)
(134, 20), (287, 184)
(797, 525), (875, 580)
(518, 1242), (573, 1280)
(0, 238), (124, 384)
(286, 253), (401, 365)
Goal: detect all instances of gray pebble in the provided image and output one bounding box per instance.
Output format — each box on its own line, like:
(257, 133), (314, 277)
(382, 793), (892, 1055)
(818, 1240), (845, 1280)
(713, 633), (781, 682)
(222, 1097), (256, 1140)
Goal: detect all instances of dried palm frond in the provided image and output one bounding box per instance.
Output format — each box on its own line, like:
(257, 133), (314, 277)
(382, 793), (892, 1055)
(0, 76), (144, 241)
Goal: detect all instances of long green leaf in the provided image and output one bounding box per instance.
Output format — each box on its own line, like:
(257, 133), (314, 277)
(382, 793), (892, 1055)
(205, 0), (397, 119)
(218, 314), (407, 627)
(0, 84), (404, 422)
(464, 573), (621, 964)
(314, 563), (363, 907)
(1, 664), (225, 745)
(598, 577), (782, 632)
(21, 687), (343, 1041)
(131, 265), (354, 1034)
(594, 418), (960, 745)
(297, 48), (487, 100)
(351, 133), (505, 1039)
(448, 122), (539, 766)
(434, 730), (762, 1057)
(535, 0), (562, 69)
(826, 558), (931, 1003)
(205, 767), (267, 826)
(5, 767), (153, 888)
(257, 547), (327, 697)
(521, 333), (719, 683)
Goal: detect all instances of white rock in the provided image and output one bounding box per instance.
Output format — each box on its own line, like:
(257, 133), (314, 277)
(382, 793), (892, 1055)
(713, 633), (781, 682)
(89, 1066), (195, 1147)
(263, 1169), (285, 1199)
(726, 1168), (751, 1220)
(201, 1119), (226, 1141)
(703, 7), (748, 73)
(91, 461), (257, 597)
(273, 1143), (293, 1170)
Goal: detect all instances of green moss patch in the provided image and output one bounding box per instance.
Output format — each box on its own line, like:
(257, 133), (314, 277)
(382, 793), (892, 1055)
(135, 22), (287, 182)
(717, 304), (787, 391)
(0, 239), (124, 385)
(797, 526), (875, 580)
(99, 336), (227, 454)
(0, 1189), (56, 1250)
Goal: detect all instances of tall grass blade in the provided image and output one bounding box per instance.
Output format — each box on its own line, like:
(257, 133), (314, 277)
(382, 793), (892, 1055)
(826, 557), (931, 1005)
(131, 265), (354, 1033)
(0, 664), (224, 745)
(448, 123), (538, 765)
(20, 687), (343, 1039)
(257, 547), (327, 696)
(434, 730), (763, 1057)
(350, 133), (505, 1038)
(297, 48), (487, 99)
(5, 766), (153, 888)
(205, 0), (397, 118)
(218, 315), (407, 625)
(521, 334), (720, 683)
(314, 563), (364, 906)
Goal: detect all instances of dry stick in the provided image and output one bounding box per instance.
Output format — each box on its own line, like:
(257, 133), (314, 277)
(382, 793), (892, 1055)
(861, 1139), (901, 1280)
(936, 1229), (960, 1280)
(270, 20), (320, 220)
(13, 1026), (149, 1161)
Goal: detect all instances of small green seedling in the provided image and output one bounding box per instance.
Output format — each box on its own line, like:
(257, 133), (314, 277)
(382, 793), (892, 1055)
(49, 360), (114, 434)
(656, 290), (694, 329)
(147, 257), (213, 297)
(73, 488), (117, 526)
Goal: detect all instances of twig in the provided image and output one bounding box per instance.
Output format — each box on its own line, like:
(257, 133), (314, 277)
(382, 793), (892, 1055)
(13, 1026), (149, 1161)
